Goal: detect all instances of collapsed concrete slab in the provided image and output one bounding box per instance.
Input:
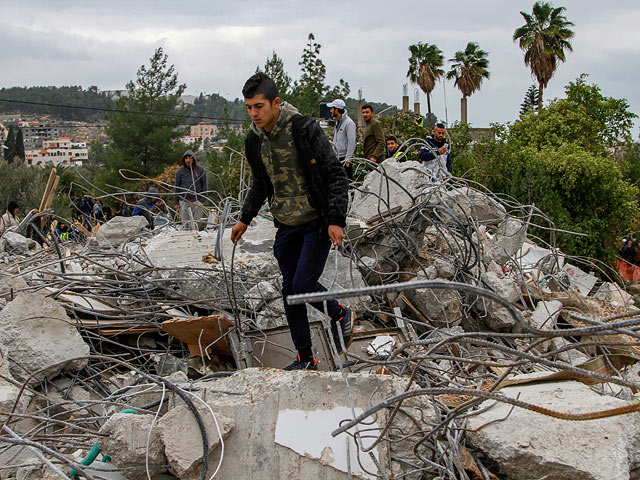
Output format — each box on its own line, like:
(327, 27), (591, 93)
(162, 368), (433, 479)
(437, 187), (507, 224)
(466, 379), (640, 480)
(0, 232), (34, 255)
(90, 216), (149, 248)
(0, 293), (89, 384)
(349, 158), (430, 223)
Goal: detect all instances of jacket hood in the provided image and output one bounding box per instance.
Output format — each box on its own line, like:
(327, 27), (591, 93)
(250, 101), (300, 137)
(181, 149), (197, 168)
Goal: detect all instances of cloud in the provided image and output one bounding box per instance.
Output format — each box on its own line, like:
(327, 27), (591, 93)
(1, 0), (640, 133)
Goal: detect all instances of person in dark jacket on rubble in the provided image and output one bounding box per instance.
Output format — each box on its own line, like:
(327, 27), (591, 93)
(230, 73), (354, 371)
(173, 149), (208, 230)
(133, 187), (160, 229)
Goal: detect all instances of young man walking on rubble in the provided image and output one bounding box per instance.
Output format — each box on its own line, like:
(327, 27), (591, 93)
(230, 73), (354, 370)
(174, 150), (208, 230)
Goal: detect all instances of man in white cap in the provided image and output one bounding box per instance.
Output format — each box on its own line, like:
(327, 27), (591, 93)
(328, 99), (356, 180)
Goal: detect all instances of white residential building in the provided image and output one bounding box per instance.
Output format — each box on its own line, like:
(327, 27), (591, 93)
(25, 137), (88, 167)
(190, 122), (219, 140)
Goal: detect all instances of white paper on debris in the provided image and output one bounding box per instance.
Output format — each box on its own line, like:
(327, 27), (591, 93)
(514, 242), (564, 272)
(275, 407), (380, 478)
(562, 263), (598, 297)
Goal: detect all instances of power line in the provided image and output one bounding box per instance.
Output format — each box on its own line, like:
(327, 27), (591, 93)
(0, 97), (247, 123)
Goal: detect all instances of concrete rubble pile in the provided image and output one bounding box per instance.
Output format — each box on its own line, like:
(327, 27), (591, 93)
(0, 158), (640, 479)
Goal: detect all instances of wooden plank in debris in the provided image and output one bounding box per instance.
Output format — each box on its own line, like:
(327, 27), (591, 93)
(398, 293), (433, 327)
(57, 292), (121, 314)
(39, 168), (57, 212)
(161, 315), (234, 357)
(365, 205), (403, 226)
(72, 318), (157, 335)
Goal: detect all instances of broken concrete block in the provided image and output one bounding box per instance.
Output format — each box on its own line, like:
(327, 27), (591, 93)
(0, 272), (29, 300)
(0, 232), (31, 255)
(434, 256), (456, 279)
(403, 275), (463, 328)
(484, 217), (527, 265)
(349, 159), (430, 222)
(438, 187), (506, 224)
(466, 379), (640, 480)
(167, 368), (433, 480)
(319, 249), (371, 310)
(424, 265), (438, 280)
(0, 293), (89, 384)
(158, 402), (234, 479)
(0, 345), (32, 424)
(473, 271), (522, 331)
(528, 300), (563, 331)
(99, 412), (167, 479)
(90, 215), (149, 248)
(244, 281), (279, 311)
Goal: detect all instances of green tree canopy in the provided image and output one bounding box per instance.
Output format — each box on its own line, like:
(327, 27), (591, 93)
(513, 1), (574, 111)
(449, 76), (638, 262)
(97, 47), (188, 190)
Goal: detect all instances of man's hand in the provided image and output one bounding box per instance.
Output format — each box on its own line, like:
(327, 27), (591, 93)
(231, 221), (248, 244)
(438, 145), (448, 155)
(328, 225), (345, 248)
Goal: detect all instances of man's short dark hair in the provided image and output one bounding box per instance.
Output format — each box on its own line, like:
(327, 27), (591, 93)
(435, 122), (446, 129)
(242, 73), (279, 102)
(336, 108), (345, 114)
(386, 135), (398, 143)
(361, 104), (374, 112)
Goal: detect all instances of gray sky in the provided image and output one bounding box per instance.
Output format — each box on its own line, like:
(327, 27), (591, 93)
(2, 0), (639, 133)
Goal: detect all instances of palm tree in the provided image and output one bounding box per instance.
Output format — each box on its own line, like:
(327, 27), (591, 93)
(407, 42), (444, 126)
(513, 1), (574, 111)
(446, 42), (490, 124)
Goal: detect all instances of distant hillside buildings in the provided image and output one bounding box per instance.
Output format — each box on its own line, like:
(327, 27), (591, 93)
(25, 137), (88, 167)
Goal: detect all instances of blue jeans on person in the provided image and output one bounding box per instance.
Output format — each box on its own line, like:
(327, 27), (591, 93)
(273, 219), (343, 354)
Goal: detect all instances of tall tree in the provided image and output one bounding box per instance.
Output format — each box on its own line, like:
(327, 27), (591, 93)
(99, 47), (188, 189)
(446, 42), (490, 124)
(290, 33), (327, 116)
(407, 42), (444, 127)
(513, 1), (575, 111)
(259, 51), (293, 99)
(3, 125), (16, 164)
(15, 129), (25, 161)
(520, 84), (540, 116)
(289, 33), (350, 116)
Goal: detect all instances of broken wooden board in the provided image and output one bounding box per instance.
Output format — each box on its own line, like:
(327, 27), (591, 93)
(72, 318), (157, 335)
(161, 315), (234, 357)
